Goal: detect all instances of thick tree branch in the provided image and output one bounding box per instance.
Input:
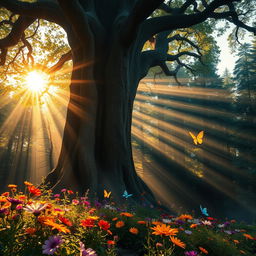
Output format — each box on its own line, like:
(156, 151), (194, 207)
(57, 0), (92, 44)
(141, 0), (255, 43)
(0, 16), (35, 48)
(0, 0), (64, 25)
(121, 0), (164, 47)
(48, 50), (72, 73)
(0, 16), (35, 66)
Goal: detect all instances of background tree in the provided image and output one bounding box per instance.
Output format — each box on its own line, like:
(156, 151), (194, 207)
(0, 0), (255, 211)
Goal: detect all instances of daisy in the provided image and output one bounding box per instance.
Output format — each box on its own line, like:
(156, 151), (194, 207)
(23, 202), (47, 216)
(42, 236), (62, 255)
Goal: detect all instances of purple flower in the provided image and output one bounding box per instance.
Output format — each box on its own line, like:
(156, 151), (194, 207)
(7, 198), (23, 205)
(184, 230), (192, 235)
(185, 251), (198, 256)
(0, 208), (8, 215)
(42, 236), (62, 255)
(176, 219), (185, 225)
(80, 242), (97, 256)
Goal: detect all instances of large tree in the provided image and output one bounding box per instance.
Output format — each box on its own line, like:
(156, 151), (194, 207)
(0, 0), (255, 204)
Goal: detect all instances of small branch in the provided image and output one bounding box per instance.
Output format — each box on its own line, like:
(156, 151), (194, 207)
(48, 50), (72, 73)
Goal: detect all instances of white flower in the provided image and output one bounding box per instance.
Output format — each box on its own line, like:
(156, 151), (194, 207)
(218, 224), (225, 228)
(24, 202), (48, 215)
(104, 204), (116, 211)
(162, 219), (172, 224)
(201, 220), (212, 226)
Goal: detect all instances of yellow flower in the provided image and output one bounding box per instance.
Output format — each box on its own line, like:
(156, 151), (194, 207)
(170, 236), (186, 249)
(177, 214), (193, 220)
(151, 224), (178, 236)
(8, 184), (17, 188)
(24, 181), (33, 186)
(129, 227), (139, 234)
(87, 216), (99, 220)
(115, 221), (125, 228)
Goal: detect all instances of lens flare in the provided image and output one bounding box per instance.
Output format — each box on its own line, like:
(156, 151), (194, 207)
(25, 71), (49, 93)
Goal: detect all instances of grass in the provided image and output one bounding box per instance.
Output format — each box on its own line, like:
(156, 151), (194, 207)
(0, 182), (255, 256)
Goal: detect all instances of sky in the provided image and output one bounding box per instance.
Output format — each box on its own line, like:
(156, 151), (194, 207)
(216, 26), (253, 76)
(216, 31), (237, 76)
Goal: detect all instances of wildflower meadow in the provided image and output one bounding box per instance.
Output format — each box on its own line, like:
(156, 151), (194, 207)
(0, 182), (255, 256)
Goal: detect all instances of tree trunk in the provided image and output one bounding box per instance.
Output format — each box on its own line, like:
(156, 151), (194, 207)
(45, 32), (156, 204)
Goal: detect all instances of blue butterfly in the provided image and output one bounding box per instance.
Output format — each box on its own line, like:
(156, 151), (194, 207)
(200, 205), (209, 216)
(122, 190), (133, 199)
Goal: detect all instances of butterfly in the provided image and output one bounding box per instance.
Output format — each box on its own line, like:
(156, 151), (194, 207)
(189, 131), (204, 145)
(200, 205), (209, 216)
(104, 190), (111, 198)
(122, 190), (133, 199)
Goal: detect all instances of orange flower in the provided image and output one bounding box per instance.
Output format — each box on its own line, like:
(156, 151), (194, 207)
(112, 217), (118, 221)
(0, 196), (7, 203)
(58, 216), (73, 226)
(151, 224), (178, 236)
(233, 240), (240, 244)
(240, 250), (246, 254)
(107, 240), (115, 245)
(43, 219), (70, 233)
(98, 219), (110, 230)
(28, 186), (41, 196)
(24, 181), (33, 186)
(199, 247), (208, 254)
(152, 221), (162, 225)
(80, 218), (95, 228)
(17, 195), (27, 200)
(2, 202), (11, 209)
(120, 212), (133, 217)
(8, 184), (17, 188)
(137, 220), (146, 225)
(129, 227), (139, 234)
(190, 224), (198, 228)
(243, 233), (254, 240)
(25, 227), (37, 235)
(1, 192), (9, 197)
(115, 221), (125, 228)
(177, 214), (193, 220)
(170, 236), (186, 249)
(88, 208), (96, 214)
(37, 215), (55, 224)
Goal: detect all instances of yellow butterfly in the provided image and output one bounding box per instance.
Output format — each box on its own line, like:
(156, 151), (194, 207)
(104, 190), (111, 198)
(189, 131), (204, 145)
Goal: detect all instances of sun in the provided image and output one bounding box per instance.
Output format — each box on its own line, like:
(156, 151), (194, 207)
(25, 70), (49, 93)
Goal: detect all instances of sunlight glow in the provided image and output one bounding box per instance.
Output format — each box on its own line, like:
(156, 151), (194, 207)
(25, 71), (49, 93)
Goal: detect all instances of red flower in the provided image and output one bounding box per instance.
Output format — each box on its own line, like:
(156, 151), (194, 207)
(98, 219), (110, 230)
(80, 218), (95, 228)
(107, 240), (115, 245)
(58, 216), (73, 227)
(28, 186), (41, 196)
(67, 190), (74, 194)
